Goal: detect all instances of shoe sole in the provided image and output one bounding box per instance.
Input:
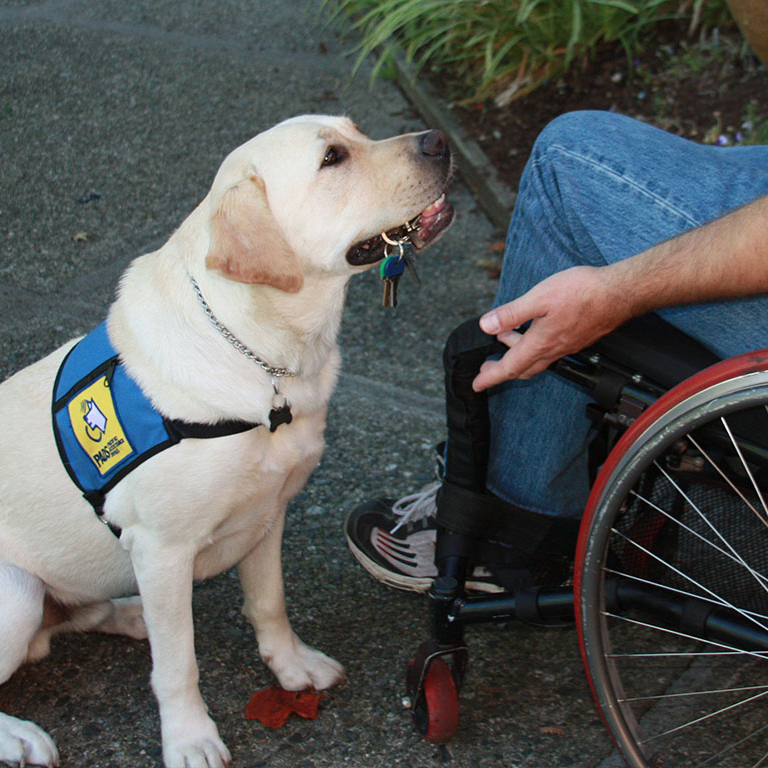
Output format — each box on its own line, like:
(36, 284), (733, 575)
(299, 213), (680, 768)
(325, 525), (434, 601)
(345, 529), (503, 595)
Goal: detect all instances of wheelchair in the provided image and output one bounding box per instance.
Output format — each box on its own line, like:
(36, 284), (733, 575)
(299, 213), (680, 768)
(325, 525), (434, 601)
(403, 313), (768, 767)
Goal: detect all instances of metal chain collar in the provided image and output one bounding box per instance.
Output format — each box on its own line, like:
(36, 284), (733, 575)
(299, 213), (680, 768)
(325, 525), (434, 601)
(187, 272), (297, 379)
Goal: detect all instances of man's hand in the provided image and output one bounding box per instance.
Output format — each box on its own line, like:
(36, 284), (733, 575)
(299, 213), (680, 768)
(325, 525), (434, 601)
(472, 265), (630, 391)
(471, 193), (768, 392)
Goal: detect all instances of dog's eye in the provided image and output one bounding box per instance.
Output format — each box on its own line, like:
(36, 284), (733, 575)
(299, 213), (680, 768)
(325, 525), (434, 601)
(321, 145), (348, 168)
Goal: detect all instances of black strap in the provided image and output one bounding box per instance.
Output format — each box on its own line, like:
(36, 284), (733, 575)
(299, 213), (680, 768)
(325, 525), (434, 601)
(84, 489), (124, 538)
(436, 480), (579, 560)
(86, 418), (261, 540)
(593, 368), (630, 411)
(165, 418), (259, 440)
(442, 318), (506, 491)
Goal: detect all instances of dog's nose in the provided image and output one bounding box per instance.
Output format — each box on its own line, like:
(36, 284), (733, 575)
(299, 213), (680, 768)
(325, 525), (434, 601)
(419, 130), (449, 158)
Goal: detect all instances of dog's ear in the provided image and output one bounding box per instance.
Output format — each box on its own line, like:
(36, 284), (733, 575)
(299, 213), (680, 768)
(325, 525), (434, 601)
(206, 174), (303, 292)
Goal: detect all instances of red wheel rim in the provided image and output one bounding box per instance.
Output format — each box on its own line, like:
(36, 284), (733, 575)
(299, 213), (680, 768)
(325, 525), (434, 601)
(573, 348), (768, 751)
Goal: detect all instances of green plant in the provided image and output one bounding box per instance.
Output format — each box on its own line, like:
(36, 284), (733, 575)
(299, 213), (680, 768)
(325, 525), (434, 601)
(322, 0), (731, 104)
(740, 101), (768, 145)
(699, 101), (768, 146)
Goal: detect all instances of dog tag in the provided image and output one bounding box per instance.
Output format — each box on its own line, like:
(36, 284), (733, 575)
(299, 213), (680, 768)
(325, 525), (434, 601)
(269, 385), (293, 432)
(269, 403), (293, 432)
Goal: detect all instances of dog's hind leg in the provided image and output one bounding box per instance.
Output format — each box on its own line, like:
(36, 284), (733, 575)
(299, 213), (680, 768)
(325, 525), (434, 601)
(0, 561), (60, 767)
(92, 596), (147, 639)
(27, 595), (148, 663)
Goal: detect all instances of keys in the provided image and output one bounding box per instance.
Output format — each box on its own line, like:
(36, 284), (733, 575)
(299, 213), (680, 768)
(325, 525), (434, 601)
(379, 232), (420, 308)
(380, 253), (405, 307)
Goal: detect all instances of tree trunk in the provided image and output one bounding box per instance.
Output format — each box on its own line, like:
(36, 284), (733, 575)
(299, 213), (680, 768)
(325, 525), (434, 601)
(727, 0), (768, 67)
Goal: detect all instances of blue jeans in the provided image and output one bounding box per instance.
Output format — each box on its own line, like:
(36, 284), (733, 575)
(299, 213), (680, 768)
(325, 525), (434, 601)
(486, 110), (768, 519)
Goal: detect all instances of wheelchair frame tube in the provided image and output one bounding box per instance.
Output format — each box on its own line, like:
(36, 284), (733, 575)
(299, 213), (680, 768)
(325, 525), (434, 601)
(608, 577), (768, 652)
(450, 586), (574, 624)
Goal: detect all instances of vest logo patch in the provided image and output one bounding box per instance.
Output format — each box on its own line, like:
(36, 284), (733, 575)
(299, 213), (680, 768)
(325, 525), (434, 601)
(67, 375), (135, 475)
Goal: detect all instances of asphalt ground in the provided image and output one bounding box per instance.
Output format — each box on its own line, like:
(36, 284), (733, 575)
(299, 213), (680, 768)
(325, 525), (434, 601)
(0, 1), (619, 766)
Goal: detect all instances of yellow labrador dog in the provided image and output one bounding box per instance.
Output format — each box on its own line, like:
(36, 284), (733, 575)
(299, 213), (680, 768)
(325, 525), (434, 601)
(0, 115), (453, 768)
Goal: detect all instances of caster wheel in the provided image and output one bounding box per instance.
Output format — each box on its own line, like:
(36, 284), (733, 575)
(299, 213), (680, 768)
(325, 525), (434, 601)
(408, 658), (459, 743)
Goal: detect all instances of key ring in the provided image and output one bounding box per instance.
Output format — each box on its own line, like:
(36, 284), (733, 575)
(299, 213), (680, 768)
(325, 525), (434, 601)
(381, 230), (406, 260)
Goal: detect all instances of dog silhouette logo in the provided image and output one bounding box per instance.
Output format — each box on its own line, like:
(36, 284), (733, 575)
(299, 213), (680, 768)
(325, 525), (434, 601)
(67, 374), (135, 475)
(82, 398), (108, 442)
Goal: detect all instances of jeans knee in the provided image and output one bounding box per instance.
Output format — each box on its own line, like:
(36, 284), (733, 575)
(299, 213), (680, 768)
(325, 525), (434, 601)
(532, 110), (626, 162)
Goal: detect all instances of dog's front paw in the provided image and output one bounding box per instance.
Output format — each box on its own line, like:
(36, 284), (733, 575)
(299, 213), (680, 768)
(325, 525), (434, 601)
(161, 714), (231, 768)
(0, 713), (59, 767)
(163, 738), (231, 768)
(261, 634), (345, 691)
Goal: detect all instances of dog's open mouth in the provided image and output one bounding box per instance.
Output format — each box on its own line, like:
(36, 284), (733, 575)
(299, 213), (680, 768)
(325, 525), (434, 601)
(345, 193), (455, 266)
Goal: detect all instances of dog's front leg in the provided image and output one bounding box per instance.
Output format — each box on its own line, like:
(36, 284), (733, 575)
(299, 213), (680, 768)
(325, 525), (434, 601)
(237, 512), (345, 691)
(125, 530), (231, 768)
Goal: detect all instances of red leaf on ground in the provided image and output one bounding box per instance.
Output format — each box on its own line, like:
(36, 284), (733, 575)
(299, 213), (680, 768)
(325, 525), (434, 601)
(245, 686), (324, 728)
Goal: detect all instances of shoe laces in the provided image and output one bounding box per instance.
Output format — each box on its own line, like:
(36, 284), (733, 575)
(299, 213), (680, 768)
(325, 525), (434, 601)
(389, 448), (444, 533)
(390, 480), (439, 533)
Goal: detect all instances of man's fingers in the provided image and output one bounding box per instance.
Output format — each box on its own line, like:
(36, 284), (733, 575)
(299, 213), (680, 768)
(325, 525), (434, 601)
(472, 323), (566, 390)
(472, 342), (532, 391)
(472, 352), (551, 391)
(513, 358), (552, 380)
(496, 329), (523, 348)
(471, 331), (524, 391)
(480, 295), (533, 336)
(472, 359), (503, 392)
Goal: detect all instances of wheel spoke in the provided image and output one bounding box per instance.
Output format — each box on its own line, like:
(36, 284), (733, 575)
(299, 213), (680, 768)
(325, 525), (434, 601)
(622, 683), (768, 703)
(580, 375), (768, 766)
(611, 527), (768, 638)
(610, 650), (768, 658)
(603, 611), (768, 663)
(687, 432), (768, 531)
(720, 415), (768, 528)
(695, 723), (768, 767)
(603, 566), (768, 624)
(639, 687), (768, 745)
(649, 462), (768, 596)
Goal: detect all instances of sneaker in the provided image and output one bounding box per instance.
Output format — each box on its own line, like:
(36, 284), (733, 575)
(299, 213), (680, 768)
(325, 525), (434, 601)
(344, 485), (504, 594)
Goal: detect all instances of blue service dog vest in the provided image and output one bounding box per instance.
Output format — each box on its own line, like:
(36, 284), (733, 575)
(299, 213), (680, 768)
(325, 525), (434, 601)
(52, 322), (259, 536)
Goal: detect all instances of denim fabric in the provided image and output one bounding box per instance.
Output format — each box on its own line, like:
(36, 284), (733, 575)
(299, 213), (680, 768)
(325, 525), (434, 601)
(485, 110), (768, 519)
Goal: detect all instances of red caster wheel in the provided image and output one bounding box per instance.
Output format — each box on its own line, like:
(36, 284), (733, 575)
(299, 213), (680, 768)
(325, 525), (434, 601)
(407, 658), (459, 743)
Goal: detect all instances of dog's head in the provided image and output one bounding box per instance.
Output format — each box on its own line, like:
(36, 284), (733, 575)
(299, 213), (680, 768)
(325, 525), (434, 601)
(205, 115), (454, 293)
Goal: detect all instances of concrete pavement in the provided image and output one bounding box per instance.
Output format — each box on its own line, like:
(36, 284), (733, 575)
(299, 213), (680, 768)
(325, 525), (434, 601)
(0, 2), (617, 766)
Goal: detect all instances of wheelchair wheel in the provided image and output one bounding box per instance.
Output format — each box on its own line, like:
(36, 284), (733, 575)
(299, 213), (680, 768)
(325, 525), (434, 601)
(576, 351), (768, 767)
(407, 657), (460, 743)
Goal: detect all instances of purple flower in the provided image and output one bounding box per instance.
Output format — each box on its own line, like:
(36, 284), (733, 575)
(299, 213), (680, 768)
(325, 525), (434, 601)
(716, 134), (729, 146)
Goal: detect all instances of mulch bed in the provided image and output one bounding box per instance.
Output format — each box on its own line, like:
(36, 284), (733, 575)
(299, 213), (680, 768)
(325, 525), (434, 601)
(442, 24), (768, 191)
